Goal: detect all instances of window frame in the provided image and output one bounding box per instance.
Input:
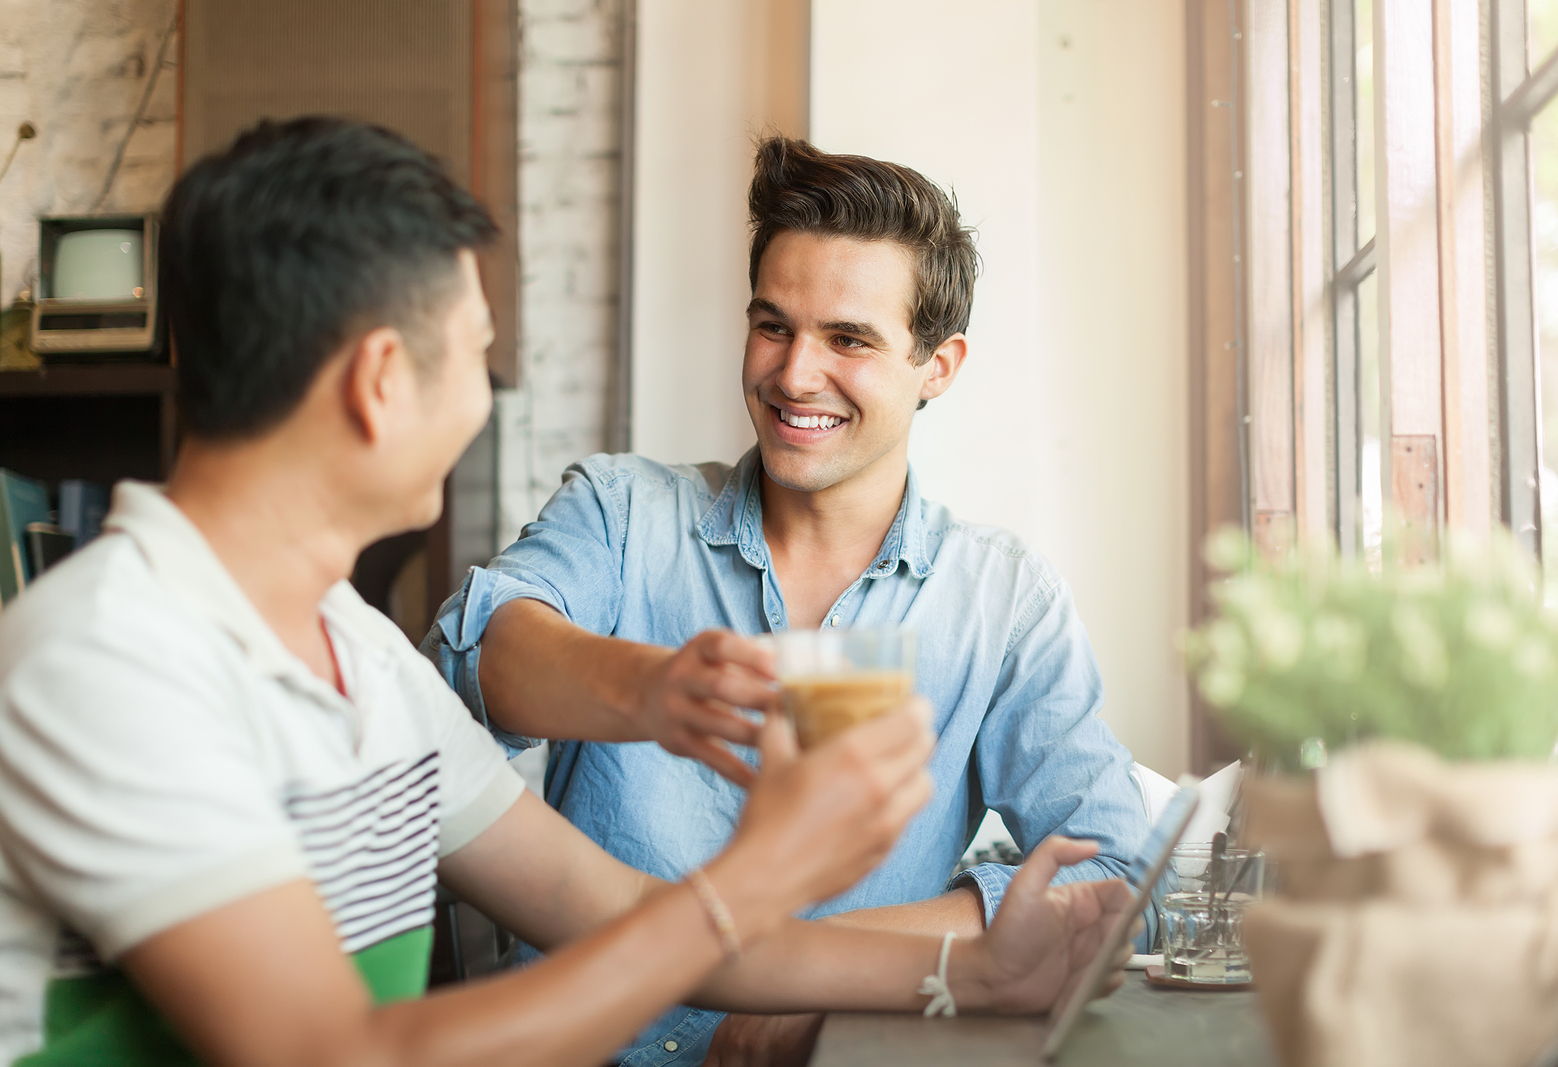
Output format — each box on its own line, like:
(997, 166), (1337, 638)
(1493, 0), (1554, 555)
(1186, 0), (1556, 771)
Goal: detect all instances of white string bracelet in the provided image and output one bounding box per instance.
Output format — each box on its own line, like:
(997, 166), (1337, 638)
(686, 867), (742, 959)
(918, 931), (958, 1017)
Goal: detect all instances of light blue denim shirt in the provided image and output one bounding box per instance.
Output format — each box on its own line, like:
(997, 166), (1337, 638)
(423, 450), (1148, 1066)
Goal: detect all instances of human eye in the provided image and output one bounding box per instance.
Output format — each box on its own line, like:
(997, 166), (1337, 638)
(833, 334), (867, 350)
(757, 320), (791, 338)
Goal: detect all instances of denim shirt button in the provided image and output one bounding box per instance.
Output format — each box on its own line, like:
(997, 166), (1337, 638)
(829, 614), (839, 627)
(663, 1040), (679, 1052)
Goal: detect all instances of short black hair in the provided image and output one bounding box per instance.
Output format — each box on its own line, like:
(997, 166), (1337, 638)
(160, 116), (498, 439)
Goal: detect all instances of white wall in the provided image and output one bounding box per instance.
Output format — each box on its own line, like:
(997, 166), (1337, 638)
(631, 0), (1189, 774)
(629, 0), (807, 463)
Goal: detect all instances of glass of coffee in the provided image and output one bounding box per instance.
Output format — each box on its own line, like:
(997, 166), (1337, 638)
(769, 627), (916, 750)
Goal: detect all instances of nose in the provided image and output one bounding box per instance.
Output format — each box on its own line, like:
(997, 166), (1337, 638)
(774, 332), (829, 399)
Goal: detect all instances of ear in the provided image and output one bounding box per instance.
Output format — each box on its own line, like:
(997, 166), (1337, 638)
(918, 333), (968, 403)
(341, 327), (410, 443)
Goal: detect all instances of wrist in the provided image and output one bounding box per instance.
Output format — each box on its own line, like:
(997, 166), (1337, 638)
(613, 642), (672, 737)
(699, 846), (798, 949)
(945, 936), (1002, 1014)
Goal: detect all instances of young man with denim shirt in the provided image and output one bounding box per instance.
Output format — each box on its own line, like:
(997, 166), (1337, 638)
(423, 137), (1150, 1065)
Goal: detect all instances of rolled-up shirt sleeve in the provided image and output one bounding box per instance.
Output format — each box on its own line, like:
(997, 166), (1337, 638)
(951, 573), (1151, 945)
(420, 458), (627, 755)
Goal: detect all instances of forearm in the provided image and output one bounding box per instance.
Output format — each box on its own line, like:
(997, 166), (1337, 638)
(370, 880), (734, 1067)
(688, 839), (1134, 1020)
(700, 889), (988, 1054)
(123, 873), (754, 1067)
(823, 886), (985, 935)
(386, 892), (987, 1062)
(687, 917), (995, 1016)
(478, 599), (667, 741)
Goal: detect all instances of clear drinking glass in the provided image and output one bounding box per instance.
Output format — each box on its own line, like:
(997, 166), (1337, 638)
(1158, 846), (1265, 984)
(769, 627), (915, 750)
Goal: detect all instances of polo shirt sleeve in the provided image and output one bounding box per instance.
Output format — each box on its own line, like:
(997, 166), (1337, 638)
(419, 456), (629, 755)
(950, 575), (1151, 941)
(0, 630), (307, 962)
(409, 657), (527, 857)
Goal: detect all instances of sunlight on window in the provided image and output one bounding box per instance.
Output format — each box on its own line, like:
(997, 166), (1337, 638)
(1531, 0), (1558, 74)
(1358, 270), (1382, 570)
(1531, 99), (1558, 601)
(1356, 0), (1375, 246)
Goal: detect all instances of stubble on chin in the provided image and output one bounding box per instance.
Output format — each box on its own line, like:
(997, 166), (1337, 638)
(759, 446), (843, 495)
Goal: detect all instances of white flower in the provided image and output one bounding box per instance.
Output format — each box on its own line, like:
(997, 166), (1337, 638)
(1250, 609), (1304, 672)
(1393, 605), (1446, 689)
(1205, 619), (1247, 669)
(1395, 568), (1440, 597)
(1216, 577), (1277, 620)
(1203, 527), (1251, 573)
(1312, 614), (1365, 678)
(1445, 536), (1493, 584)
(1514, 638), (1553, 678)
(1199, 664), (1245, 707)
(1466, 602), (1518, 651)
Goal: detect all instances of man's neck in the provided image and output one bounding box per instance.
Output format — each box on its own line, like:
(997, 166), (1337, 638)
(165, 440), (369, 645)
(759, 468), (908, 560)
(758, 453), (910, 628)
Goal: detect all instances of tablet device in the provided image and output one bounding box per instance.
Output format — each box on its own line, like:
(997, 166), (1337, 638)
(1039, 778), (1201, 1061)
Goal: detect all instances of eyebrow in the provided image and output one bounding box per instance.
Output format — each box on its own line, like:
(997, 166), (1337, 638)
(746, 298), (890, 348)
(746, 297), (788, 321)
(822, 319), (889, 347)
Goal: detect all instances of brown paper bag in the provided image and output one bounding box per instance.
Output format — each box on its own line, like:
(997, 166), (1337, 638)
(1240, 742), (1558, 1067)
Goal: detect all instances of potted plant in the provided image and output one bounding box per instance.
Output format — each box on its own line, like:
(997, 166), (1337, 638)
(1184, 528), (1558, 1067)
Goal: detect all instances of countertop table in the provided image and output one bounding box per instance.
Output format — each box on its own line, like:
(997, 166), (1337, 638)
(809, 973), (1277, 1066)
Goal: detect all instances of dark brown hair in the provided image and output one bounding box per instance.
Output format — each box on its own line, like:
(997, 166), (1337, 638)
(747, 136), (978, 366)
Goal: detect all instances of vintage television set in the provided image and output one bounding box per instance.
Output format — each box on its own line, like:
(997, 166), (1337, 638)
(29, 214), (160, 358)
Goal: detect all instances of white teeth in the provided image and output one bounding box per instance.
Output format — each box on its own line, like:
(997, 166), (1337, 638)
(780, 409), (843, 430)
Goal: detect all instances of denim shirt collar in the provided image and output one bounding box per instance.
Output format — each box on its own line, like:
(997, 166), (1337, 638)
(694, 447), (934, 579)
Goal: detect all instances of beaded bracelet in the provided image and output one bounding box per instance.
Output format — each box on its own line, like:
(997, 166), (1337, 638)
(686, 867), (742, 958)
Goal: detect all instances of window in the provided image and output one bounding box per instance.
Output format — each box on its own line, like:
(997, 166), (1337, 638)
(1333, 0), (1381, 562)
(1516, 0), (1558, 597)
(1186, 0), (1558, 768)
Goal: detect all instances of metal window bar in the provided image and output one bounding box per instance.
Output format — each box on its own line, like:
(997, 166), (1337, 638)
(1492, 0), (1544, 556)
(1330, 0), (1364, 556)
(1232, 0), (1252, 539)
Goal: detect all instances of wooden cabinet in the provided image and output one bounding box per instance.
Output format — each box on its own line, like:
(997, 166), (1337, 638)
(0, 363), (177, 485)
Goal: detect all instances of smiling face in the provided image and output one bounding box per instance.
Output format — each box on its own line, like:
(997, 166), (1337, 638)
(743, 230), (961, 499)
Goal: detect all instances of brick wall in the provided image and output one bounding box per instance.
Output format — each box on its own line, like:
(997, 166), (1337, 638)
(1, 0), (628, 567)
(0, 1), (179, 302)
(493, 0), (625, 546)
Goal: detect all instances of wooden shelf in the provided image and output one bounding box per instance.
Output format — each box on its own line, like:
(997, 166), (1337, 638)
(0, 362), (174, 398)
